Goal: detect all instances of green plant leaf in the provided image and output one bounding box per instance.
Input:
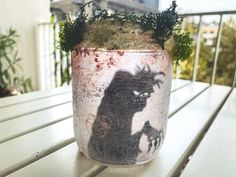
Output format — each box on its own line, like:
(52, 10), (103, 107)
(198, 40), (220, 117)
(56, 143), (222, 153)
(0, 28), (32, 97)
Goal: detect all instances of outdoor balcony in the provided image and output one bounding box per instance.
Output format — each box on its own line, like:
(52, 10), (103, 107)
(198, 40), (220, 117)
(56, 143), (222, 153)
(0, 0), (236, 177)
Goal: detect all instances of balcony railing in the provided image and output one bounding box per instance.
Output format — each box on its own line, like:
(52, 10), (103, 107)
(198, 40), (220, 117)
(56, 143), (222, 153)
(180, 11), (236, 87)
(36, 10), (236, 90)
(37, 22), (71, 90)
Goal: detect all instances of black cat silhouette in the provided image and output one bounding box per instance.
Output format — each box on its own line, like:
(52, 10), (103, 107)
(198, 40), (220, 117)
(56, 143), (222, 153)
(88, 65), (165, 165)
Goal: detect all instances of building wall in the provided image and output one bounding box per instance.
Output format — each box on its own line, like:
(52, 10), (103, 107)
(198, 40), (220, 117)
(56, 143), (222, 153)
(143, 0), (159, 9)
(0, 0), (50, 90)
(134, 0), (159, 10)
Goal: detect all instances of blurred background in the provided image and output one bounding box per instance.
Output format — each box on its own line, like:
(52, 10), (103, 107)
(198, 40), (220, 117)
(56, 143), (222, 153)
(0, 0), (235, 97)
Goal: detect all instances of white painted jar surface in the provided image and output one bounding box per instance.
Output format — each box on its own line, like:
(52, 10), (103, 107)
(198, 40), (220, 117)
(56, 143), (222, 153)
(72, 48), (172, 166)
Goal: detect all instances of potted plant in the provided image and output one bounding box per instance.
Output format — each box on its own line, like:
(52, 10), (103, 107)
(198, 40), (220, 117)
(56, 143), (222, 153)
(0, 28), (32, 98)
(59, 1), (192, 166)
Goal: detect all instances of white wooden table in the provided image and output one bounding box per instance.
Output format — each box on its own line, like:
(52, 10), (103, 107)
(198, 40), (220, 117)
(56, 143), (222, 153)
(0, 79), (235, 177)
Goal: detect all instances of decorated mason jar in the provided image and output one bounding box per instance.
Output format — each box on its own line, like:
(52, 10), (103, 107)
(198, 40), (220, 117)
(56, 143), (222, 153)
(72, 48), (172, 165)
(60, 0), (192, 167)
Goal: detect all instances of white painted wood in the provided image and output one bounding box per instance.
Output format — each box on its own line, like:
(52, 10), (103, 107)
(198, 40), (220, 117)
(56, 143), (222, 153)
(0, 78), (185, 109)
(0, 86), (71, 108)
(44, 24), (52, 90)
(0, 79), (188, 143)
(7, 143), (105, 177)
(169, 81), (208, 116)
(0, 78), (182, 114)
(48, 24), (56, 89)
(36, 24), (47, 90)
(0, 92), (72, 122)
(95, 85), (230, 177)
(1, 81), (194, 143)
(171, 79), (190, 92)
(4, 82), (215, 177)
(180, 88), (236, 177)
(54, 24), (62, 87)
(0, 102), (72, 143)
(0, 118), (74, 177)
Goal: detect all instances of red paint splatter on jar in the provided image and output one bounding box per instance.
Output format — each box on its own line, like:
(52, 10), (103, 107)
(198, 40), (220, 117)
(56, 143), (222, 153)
(83, 48), (90, 57)
(117, 51), (124, 56)
(96, 63), (103, 72)
(107, 57), (116, 68)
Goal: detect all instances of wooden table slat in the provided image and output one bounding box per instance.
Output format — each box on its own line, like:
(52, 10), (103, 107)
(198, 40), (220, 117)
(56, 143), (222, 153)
(0, 102), (72, 144)
(0, 80), (191, 144)
(0, 92), (72, 123)
(0, 86), (71, 108)
(0, 119), (74, 177)
(96, 85), (230, 177)
(7, 143), (105, 177)
(169, 81), (208, 116)
(171, 79), (191, 92)
(4, 82), (213, 177)
(0, 79), (186, 109)
(180, 88), (236, 177)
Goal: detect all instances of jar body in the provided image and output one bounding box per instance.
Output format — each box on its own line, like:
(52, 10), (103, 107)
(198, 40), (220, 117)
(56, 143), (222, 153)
(72, 48), (172, 166)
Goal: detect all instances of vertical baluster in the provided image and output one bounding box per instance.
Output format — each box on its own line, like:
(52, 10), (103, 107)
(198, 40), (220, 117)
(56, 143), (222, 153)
(232, 58), (236, 88)
(49, 23), (55, 88)
(55, 23), (61, 87)
(44, 24), (51, 89)
(36, 24), (46, 90)
(210, 14), (223, 85)
(192, 15), (202, 81)
(53, 23), (58, 87)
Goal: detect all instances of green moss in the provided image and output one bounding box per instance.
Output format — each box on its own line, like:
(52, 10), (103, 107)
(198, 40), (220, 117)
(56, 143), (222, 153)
(80, 21), (161, 49)
(59, 1), (193, 64)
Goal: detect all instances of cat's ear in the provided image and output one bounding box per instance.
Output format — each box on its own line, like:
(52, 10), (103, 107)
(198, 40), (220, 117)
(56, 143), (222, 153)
(143, 64), (150, 72)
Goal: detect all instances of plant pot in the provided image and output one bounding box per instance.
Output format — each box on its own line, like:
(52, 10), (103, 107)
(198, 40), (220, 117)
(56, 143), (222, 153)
(72, 47), (172, 166)
(0, 87), (19, 98)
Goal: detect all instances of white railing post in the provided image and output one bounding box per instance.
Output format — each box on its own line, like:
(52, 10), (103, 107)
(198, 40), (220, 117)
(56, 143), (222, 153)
(192, 16), (202, 81)
(233, 57), (236, 88)
(36, 24), (47, 90)
(84, 0), (93, 18)
(55, 23), (61, 87)
(210, 14), (223, 85)
(36, 23), (56, 90)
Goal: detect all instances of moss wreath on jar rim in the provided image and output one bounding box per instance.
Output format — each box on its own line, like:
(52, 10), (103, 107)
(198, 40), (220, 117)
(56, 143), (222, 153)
(59, 1), (193, 166)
